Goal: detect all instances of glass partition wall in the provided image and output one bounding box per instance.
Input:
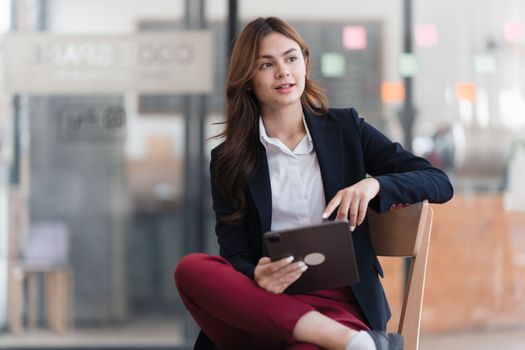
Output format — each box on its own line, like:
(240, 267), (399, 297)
(0, 0), (212, 348)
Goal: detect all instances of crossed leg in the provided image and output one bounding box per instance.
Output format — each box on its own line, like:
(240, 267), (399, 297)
(175, 253), (369, 350)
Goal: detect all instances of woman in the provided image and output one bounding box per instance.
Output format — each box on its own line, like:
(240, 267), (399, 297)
(175, 17), (453, 350)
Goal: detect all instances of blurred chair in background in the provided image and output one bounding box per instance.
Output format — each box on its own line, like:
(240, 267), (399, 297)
(9, 222), (74, 334)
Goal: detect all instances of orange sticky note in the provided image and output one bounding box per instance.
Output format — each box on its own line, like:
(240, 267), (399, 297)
(456, 82), (476, 102)
(343, 26), (367, 50)
(381, 82), (405, 103)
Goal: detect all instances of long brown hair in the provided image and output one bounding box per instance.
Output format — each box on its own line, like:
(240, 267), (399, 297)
(214, 17), (328, 224)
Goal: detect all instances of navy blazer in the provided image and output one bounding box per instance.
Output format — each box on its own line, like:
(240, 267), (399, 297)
(208, 107), (453, 333)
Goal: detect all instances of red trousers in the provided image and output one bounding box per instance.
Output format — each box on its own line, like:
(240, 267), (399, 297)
(174, 253), (370, 350)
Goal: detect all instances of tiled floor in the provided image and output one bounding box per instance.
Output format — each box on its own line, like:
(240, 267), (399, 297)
(0, 319), (524, 349)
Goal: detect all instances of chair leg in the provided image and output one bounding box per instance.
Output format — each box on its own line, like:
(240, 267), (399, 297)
(55, 270), (68, 333)
(46, 271), (58, 333)
(398, 208), (433, 350)
(46, 270), (68, 333)
(8, 268), (24, 334)
(67, 268), (75, 330)
(28, 272), (39, 329)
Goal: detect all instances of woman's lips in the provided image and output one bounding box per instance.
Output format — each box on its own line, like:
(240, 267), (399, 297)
(275, 83), (295, 93)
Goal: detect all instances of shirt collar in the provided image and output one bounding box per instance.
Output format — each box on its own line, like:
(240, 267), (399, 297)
(259, 117), (271, 148)
(259, 114), (313, 149)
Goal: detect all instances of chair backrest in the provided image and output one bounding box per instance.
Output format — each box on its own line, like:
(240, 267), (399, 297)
(367, 200), (433, 350)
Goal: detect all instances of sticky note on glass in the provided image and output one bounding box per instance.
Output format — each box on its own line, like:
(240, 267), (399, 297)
(381, 82), (405, 103)
(399, 53), (418, 77)
(456, 82), (476, 102)
(474, 54), (495, 74)
(415, 23), (438, 47)
(499, 89), (525, 127)
(321, 53), (346, 78)
(343, 26), (367, 50)
(504, 21), (525, 44)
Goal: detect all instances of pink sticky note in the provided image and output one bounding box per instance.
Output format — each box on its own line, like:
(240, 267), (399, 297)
(504, 21), (525, 43)
(415, 23), (439, 47)
(343, 26), (367, 50)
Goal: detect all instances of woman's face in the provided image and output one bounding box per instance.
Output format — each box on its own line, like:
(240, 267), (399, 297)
(250, 32), (307, 113)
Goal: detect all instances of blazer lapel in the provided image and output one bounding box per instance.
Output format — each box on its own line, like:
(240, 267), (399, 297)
(247, 144), (272, 234)
(247, 108), (345, 232)
(304, 108), (345, 211)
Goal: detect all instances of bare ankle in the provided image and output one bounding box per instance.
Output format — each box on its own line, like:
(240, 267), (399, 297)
(293, 311), (358, 350)
(325, 327), (356, 350)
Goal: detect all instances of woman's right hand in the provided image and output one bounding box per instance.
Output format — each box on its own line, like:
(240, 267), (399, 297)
(254, 256), (308, 294)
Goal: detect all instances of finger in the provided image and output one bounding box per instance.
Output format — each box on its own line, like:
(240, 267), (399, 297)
(275, 262), (307, 285)
(274, 275), (297, 294)
(322, 192), (342, 219)
(287, 265), (307, 282)
(348, 197), (360, 230)
(265, 282), (281, 294)
(270, 277), (294, 294)
(255, 257), (272, 277)
(289, 268), (305, 283)
(336, 192), (352, 221)
(278, 267), (306, 291)
(269, 261), (305, 281)
(258, 257), (271, 266)
(266, 256), (294, 274)
(269, 280), (285, 294)
(357, 197), (369, 226)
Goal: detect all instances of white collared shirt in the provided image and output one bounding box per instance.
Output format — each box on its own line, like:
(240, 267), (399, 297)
(259, 117), (326, 231)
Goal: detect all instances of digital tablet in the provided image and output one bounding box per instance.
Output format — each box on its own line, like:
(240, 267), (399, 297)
(263, 221), (360, 294)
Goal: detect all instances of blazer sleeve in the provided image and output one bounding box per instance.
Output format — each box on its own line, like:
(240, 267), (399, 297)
(210, 147), (256, 279)
(350, 108), (454, 213)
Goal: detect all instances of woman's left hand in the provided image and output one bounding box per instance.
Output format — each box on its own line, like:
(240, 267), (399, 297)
(322, 178), (380, 231)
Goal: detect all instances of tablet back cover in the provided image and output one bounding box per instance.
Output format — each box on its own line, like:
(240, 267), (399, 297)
(264, 221), (359, 294)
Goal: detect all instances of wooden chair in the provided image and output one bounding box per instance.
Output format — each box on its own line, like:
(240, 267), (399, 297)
(367, 200), (433, 350)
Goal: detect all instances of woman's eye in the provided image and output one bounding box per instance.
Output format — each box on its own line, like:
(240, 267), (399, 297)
(287, 56), (297, 62)
(260, 62), (272, 69)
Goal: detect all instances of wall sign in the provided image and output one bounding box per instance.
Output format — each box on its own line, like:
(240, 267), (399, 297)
(3, 32), (212, 93)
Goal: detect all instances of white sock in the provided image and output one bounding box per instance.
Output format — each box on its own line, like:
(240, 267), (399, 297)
(346, 331), (377, 350)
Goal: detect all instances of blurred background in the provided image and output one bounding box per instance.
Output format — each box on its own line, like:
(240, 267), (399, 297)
(0, 0), (524, 349)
